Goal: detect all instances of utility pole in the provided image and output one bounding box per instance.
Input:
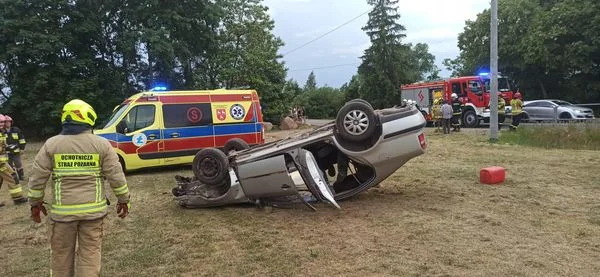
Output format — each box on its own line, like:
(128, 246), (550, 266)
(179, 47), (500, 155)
(489, 0), (499, 141)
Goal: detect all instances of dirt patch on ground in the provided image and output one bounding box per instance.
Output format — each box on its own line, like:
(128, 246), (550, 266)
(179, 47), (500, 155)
(1, 127), (599, 276)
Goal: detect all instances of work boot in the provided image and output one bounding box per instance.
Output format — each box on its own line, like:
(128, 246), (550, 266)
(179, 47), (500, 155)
(13, 197), (27, 205)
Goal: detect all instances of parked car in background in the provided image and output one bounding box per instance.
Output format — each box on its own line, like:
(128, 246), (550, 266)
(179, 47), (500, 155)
(522, 99), (595, 122)
(172, 99), (428, 210)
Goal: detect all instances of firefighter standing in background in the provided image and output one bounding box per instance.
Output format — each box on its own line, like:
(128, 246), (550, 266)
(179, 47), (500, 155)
(5, 115), (27, 180)
(497, 92), (506, 129)
(451, 93), (462, 132)
(28, 99), (131, 277)
(0, 114), (27, 206)
(431, 97), (443, 132)
(510, 92), (523, 131)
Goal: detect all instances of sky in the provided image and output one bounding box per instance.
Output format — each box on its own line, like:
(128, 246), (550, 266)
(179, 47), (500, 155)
(262, 0), (490, 88)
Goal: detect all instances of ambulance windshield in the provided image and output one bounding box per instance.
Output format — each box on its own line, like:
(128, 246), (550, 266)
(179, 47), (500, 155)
(100, 104), (129, 129)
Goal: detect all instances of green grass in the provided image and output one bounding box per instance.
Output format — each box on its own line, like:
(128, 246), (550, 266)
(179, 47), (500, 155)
(2, 129), (600, 276)
(500, 124), (600, 150)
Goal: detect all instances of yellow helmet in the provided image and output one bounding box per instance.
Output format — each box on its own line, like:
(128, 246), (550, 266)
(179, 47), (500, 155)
(61, 99), (97, 126)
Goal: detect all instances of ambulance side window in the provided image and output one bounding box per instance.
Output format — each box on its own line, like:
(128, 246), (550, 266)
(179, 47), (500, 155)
(124, 105), (156, 132)
(163, 103), (212, 128)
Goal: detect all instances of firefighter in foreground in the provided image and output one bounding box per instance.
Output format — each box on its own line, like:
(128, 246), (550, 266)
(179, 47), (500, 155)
(0, 114), (27, 206)
(510, 92), (523, 130)
(451, 93), (462, 131)
(28, 99), (130, 277)
(4, 115), (27, 180)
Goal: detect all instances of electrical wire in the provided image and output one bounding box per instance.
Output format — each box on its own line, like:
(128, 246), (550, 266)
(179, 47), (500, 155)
(288, 63), (360, 72)
(281, 9), (370, 56)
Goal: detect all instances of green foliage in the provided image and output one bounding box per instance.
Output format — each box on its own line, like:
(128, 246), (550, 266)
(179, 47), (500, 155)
(357, 0), (438, 109)
(293, 87), (345, 119)
(304, 71), (317, 92)
(500, 125), (600, 150)
(447, 0), (600, 103)
(0, 0), (287, 136)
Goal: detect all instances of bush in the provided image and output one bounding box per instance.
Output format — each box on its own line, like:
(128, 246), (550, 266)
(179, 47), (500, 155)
(500, 124), (600, 150)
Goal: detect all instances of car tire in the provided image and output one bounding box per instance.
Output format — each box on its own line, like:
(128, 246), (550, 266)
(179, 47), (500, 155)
(336, 101), (377, 142)
(462, 109), (479, 128)
(192, 148), (229, 186)
(223, 138), (250, 155)
(348, 98), (373, 109)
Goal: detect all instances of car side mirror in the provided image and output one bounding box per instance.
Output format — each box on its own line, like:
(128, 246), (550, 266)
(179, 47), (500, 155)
(116, 120), (129, 134)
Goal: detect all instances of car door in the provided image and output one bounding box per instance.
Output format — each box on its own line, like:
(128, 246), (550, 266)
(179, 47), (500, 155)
(523, 102), (540, 120)
(116, 104), (163, 168)
(538, 101), (557, 120)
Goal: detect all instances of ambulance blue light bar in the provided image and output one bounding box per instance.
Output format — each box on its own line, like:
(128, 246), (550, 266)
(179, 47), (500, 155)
(150, 86), (168, 91)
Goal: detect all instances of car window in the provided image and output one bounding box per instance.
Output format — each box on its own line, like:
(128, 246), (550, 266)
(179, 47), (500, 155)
(163, 103), (212, 128)
(539, 102), (555, 108)
(468, 80), (482, 95)
(524, 102), (538, 107)
(124, 105), (156, 132)
(101, 104), (129, 129)
(551, 100), (572, 106)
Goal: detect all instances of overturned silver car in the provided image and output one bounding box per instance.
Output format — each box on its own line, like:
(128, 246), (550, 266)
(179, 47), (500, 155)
(172, 99), (428, 210)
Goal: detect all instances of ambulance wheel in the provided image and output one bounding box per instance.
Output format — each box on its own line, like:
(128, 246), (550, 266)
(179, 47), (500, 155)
(223, 138), (250, 155)
(336, 101), (377, 142)
(193, 148), (229, 186)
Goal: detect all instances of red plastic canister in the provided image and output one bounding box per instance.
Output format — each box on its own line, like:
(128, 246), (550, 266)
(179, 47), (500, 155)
(480, 166), (505, 184)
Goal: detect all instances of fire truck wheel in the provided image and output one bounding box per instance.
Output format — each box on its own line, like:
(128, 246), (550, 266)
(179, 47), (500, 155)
(193, 148), (229, 186)
(336, 101), (377, 142)
(223, 138), (250, 155)
(462, 110), (479, 128)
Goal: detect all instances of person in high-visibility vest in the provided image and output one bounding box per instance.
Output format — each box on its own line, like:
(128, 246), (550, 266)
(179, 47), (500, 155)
(4, 115), (27, 180)
(0, 114), (27, 207)
(431, 97), (443, 132)
(510, 92), (523, 130)
(497, 92), (506, 129)
(451, 93), (462, 131)
(28, 99), (131, 277)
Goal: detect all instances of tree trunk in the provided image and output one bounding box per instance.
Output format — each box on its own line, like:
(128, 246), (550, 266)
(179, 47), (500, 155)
(537, 78), (548, 98)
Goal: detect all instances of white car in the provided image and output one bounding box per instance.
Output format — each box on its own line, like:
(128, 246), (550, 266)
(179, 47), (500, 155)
(172, 99), (428, 210)
(522, 99), (595, 121)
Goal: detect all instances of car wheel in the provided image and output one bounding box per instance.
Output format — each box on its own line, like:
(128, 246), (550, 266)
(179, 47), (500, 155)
(462, 110), (479, 128)
(223, 138), (250, 155)
(192, 148), (229, 186)
(336, 101), (377, 142)
(348, 98), (373, 109)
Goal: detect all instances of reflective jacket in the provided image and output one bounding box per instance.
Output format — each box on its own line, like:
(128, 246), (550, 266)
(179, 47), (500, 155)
(0, 132), (9, 163)
(27, 130), (130, 222)
(6, 126), (26, 154)
(498, 98), (506, 115)
(511, 99), (523, 115)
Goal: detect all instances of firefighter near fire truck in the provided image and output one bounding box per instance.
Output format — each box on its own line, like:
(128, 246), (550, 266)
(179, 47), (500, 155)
(4, 115), (27, 180)
(451, 93), (462, 132)
(510, 92), (524, 130)
(28, 99), (130, 277)
(0, 114), (27, 206)
(497, 92), (506, 129)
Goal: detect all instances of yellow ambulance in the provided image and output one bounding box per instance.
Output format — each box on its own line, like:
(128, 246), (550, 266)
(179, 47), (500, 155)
(94, 89), (265, 171)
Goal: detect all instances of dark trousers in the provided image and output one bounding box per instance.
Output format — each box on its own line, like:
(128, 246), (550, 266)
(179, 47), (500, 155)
(452, 114), (461, 131)
(442, 118), (452, 134)
(511, 113), (522, 130)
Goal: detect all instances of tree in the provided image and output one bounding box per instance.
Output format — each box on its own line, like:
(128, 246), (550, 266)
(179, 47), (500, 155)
(447, 0), (600, 103)
(358, 0), (415, 109)
(340, 74), (362, 102)
(304, 71), (317, 92)
(408, 43), (439, 81)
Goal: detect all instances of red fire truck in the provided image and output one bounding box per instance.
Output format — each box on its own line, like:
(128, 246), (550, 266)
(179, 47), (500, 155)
(401, 73), (517, 128)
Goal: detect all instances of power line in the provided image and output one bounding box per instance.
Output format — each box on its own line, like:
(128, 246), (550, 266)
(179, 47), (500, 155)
(288, 63), (360, 72)
(282, 9), (370, 56)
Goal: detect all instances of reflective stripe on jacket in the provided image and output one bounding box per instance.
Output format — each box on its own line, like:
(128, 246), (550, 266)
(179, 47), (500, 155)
(0, 133), (9, 162)
(27, 130), (130, 222)
(452, 100), (462, 115)
(6, 126), (26, 154)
